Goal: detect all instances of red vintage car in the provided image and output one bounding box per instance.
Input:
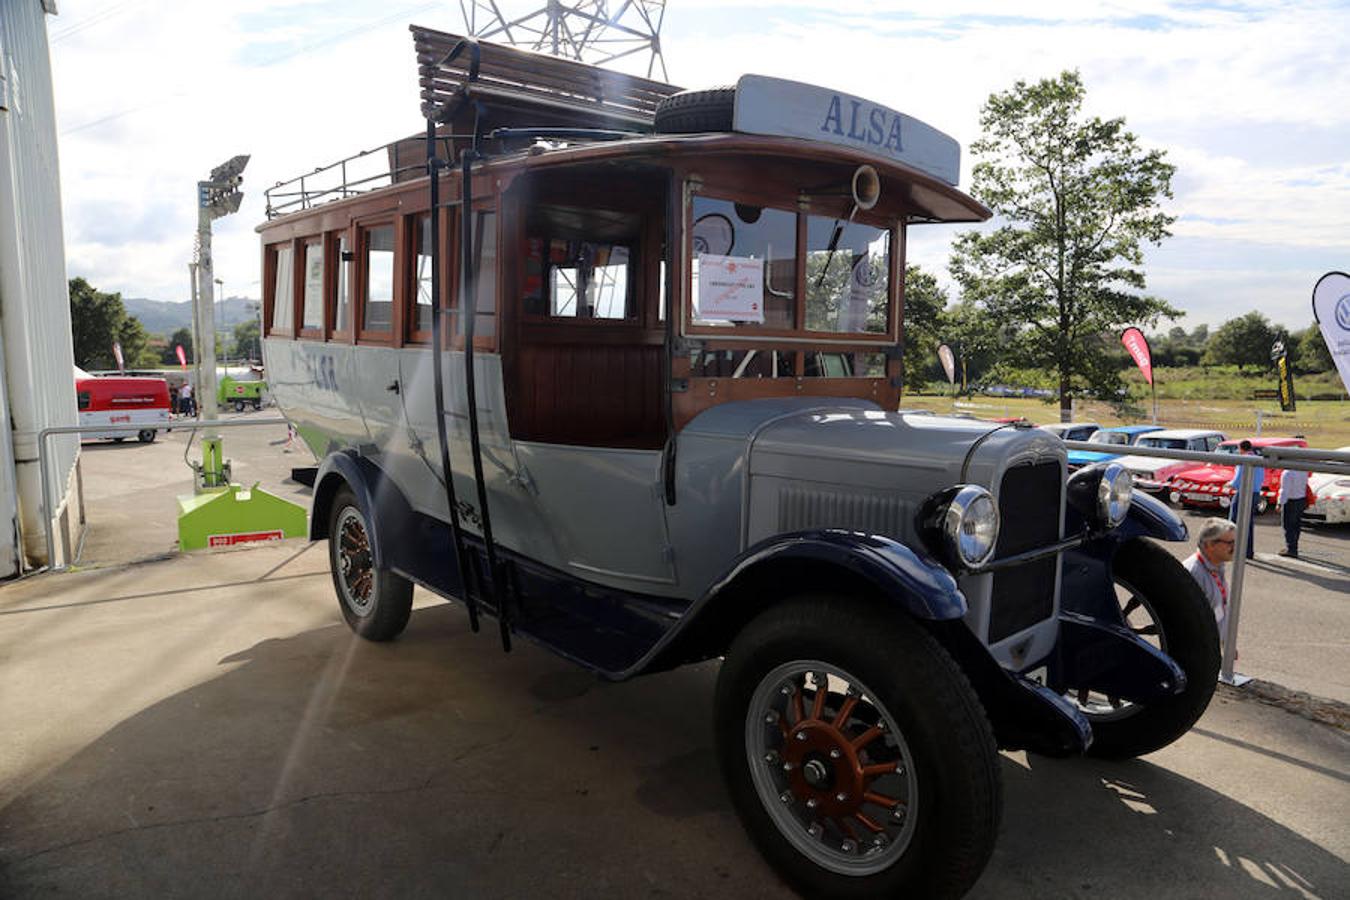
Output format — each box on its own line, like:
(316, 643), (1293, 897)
(1165, 437), (1308, 515)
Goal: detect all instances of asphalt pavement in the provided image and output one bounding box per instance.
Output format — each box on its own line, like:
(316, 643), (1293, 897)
(1, 543), (1347, 899)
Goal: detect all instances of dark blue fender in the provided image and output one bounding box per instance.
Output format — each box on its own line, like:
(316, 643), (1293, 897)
(705, 529), (968, 621)
(309, 451), (413, 571)
(1120, 490), (1188, 542)
(638, 530), (965, 674)
(1050, 612), (1186, 703)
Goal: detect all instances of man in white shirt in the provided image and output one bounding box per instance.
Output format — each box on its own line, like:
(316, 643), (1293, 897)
(1183, 517), (1236, 648)
(1277, 465), (1310, 558)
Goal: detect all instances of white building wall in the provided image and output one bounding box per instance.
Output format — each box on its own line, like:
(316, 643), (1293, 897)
(0, 0), (80, 575)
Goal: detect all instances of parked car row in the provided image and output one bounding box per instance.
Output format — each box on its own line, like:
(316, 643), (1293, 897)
(1038, 422), (1343, 523)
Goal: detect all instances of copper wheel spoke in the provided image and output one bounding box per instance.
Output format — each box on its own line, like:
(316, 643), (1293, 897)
(1077, 687), (1091, 705)
(831, 695), (858, 728)
(790, 689), (805, 725)
(810, 682), (827, 721)
(851, 723), (883, 750)
(863, 790), (900, 810)
(862, 762), (898, 779)
(853, 811), (885, 834)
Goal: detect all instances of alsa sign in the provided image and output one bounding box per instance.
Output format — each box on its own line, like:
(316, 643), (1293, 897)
(732, 75), (961, 187)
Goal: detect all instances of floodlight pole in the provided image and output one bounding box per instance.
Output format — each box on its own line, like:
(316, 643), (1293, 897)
(194, 155), (250, 433)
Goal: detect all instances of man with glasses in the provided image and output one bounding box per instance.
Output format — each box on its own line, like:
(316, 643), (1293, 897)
(1184, 518), (1237, 648)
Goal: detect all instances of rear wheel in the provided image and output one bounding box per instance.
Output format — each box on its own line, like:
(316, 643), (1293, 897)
(137, 429), (156, 443)
(327, 486), (413, 641)
(1075, 538), (1220, 759)
(716, 596), (1001, 899)
(234, 400), (245, 412)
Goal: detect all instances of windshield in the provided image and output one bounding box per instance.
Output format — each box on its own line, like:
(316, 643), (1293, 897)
(1138, 437), (1188, 450)
(689, 195), (891, 336)
(1090, 432), (1130, 446)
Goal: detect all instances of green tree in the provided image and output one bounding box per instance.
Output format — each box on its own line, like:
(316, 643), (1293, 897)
(937, 298), (1007, 391)
(163, 327), (194, 365)
(900, 265), (948, 381)
(1203, 311), (1278, 371)
(115, 316), (159, 368)
(1295, 324), (1334, 373)
(950, 71), (1179, 419)
(69, 277), (127, 369)
(232, 318), (260, 360)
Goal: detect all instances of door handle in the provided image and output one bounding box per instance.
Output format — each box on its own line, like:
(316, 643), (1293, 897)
(386, 380), (400, 395)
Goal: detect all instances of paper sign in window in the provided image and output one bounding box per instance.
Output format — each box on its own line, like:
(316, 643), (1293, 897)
(697, 254), (765, 323)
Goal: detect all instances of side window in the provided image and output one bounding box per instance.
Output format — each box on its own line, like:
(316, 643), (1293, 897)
(362, 224), (395, 334)
(462, 209), (496, 340)
(522, 204), (638, 322)
(301, 240), (325, 334)
(334, 232), (352, 335)
(271, 245), (294, 334)
(411, 213), (433, 337)
(1207, 436), (1222, 451)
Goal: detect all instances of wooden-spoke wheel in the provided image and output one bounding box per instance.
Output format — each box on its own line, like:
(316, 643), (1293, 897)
(326, 487), (413, 641)
(746, 662), (919, 874)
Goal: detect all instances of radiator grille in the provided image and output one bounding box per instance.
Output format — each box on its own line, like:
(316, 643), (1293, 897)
(777, 487), (908, 537)
(988, 460), (1062, 643)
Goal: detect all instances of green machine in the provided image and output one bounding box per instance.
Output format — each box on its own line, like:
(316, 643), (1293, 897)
(218, 375), (267, 412)
(176, 435), (307, 551)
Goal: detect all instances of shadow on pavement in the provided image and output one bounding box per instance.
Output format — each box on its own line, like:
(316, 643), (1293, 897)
(2, 601), (1346, 899)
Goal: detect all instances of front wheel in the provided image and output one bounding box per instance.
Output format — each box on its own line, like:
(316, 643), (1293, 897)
(137, 429), (156, 443)
(234, 400), (245, 412)
(327, 487), (413, 641)
(1077, 538), (1220, 759)
(716, 597), (1001, 899)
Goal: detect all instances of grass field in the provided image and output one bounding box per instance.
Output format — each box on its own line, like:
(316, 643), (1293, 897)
(901, 394), (1350, 448)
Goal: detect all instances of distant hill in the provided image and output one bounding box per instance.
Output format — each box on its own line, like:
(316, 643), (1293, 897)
(123, 296), (260, 335)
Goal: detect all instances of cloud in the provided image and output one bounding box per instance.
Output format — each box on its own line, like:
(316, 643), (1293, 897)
(46, 0), (1350, 333)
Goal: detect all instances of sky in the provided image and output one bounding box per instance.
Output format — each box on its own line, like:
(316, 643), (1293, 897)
(43, 0), (1350, 332)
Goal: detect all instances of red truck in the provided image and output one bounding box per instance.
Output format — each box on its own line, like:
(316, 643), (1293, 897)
(76, 374), (171, 443)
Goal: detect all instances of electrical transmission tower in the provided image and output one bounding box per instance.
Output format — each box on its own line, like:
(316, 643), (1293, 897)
(460, 1), (669, 81)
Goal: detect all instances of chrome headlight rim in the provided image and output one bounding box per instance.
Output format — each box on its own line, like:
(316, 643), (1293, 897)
(1097, 463), (1133, 528)
(940, 484), (1001, 571)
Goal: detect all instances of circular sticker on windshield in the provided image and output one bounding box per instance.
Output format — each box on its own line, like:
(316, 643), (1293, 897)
(693, 213), (734, 256)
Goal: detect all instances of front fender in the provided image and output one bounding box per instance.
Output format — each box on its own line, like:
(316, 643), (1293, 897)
(1120, 490), (1188, 542)
(310, 452), (412, 570)
(706, 530), (967, 621)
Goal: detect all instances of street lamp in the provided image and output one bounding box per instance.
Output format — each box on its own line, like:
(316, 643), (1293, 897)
(214, 278), (225, 362)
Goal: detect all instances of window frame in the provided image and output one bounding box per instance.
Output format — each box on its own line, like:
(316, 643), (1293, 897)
(263, 239), (296, 339)
(297, 237), (326, 340)
(405, 208), (452, 345)
(354, 216), (399, 346)
(327, 229), (354, 344)
(682, 186), (901, 346)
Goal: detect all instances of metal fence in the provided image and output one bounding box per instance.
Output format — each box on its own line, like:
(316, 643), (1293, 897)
(37, 417), (291, 574)
(1062, 439), (1350, 684)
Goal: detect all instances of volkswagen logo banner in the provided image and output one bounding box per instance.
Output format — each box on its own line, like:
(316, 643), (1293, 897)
(1312, 272), (1350, 394)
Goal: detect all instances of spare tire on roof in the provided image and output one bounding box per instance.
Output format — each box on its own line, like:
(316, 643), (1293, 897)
(653, 87), (736, 133)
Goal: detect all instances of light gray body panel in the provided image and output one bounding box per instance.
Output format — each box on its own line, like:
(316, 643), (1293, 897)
(269, 341), (1071, 667)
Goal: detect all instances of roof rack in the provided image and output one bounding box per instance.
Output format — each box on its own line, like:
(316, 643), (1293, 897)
(413, 25), (681, 129)
(265, 27), (683, 220)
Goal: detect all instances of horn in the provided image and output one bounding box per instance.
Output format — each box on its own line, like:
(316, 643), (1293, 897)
(851, 165), (880, 211)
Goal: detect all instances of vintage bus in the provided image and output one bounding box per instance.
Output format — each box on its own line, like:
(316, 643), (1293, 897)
(260, 28), (1217, 898)
(75, 370), (171, 443)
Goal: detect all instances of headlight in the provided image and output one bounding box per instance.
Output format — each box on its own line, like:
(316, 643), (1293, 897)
(921, 485), (1000, 570)
(1068, 463), (1133, 528)
(1099, 464), (1133, 527)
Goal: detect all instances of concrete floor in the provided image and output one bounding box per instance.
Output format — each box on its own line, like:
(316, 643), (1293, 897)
(2, 543), (1348, 899)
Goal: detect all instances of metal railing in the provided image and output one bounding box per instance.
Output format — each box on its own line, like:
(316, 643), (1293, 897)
(37, 417), (291, 575)
(1062, 440), (1350, 685)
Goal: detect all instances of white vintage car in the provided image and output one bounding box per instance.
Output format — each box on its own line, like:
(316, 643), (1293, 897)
(1305, 447), (1350, 525)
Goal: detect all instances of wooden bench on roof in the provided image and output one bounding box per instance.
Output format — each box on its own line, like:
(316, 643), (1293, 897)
(411, 25), (682, 131)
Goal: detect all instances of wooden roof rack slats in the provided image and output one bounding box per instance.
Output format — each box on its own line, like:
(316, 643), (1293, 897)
(412, 25), (681, 129)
